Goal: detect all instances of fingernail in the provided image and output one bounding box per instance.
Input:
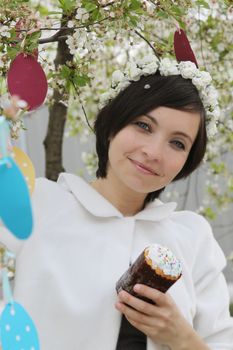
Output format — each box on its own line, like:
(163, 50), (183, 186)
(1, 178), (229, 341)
(118, 291), (124, 299)
(133, 284), (140, 292)
(115, 302), (122, 311)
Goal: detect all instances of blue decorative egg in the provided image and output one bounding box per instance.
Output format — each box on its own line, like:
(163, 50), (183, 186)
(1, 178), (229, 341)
(0, 302), (40, 350)
(0, 157), (33, 239)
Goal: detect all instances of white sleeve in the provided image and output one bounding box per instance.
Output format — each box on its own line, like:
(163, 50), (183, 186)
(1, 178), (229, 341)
(192, 217), (233, 349)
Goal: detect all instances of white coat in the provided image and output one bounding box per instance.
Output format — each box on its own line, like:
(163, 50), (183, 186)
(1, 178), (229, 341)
(0, 173), (233, 350)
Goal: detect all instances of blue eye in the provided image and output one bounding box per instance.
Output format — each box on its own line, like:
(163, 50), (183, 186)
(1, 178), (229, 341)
(134, 121), (151, 132)
(171, 140), (185, 150)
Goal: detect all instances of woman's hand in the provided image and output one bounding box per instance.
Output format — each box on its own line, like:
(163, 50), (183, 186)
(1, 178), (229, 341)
(115, 284), (209, 350)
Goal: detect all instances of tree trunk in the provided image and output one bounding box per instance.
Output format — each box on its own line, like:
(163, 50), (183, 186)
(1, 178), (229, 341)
(43, 16), (73, 181)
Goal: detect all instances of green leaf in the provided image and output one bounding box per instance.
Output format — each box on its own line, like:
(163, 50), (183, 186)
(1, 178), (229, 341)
(128, 15), (138, 27)
(58, 0), (76, 14)
(60, 65), (72, 79)
(134, 8), (144, 15)
(177, 19), (186, 30)
(7, 46), (19, 60)
(47, 71), (54, 80)
(73, 74), (90, 87)
(228, 178), (233, 192)
(202, 207), (216, 220)
(170, 5), (186, 16)
(157, 10), (169, 19)
(29, 31), (41, 43)
(65, 80), (72, 93)
(37, 5), (49, 16)
(91, 8), (102, 21)
(47, 11), (63, 14)
(129, 0), (141, 11)
(195, 0), (210, 9)
(82, 0), (97, 12)
(167, 32), (174, 46)
(23, 31), (41, 54)
(210, 162), (226, 174)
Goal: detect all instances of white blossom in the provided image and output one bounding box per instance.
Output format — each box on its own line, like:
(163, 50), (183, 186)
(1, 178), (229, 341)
(77, 47), (89, 58)
(100, 57), (220, 139)
(99, 92), (111, 104)
(226, 119), (233, 131)
(159, 58), (179, 75)
(142, 61), (159, 75)
(138, 54), (159, 67)
(16, 100), (28, 109)
(0, 25), (11, 38)
(75, 8), (89, 21)
(117, 80), (130, 91)
(200, 85), (219, 108)
(207, 120), (218, 138)
(126, 62), (142, 81)
(111, 70), (125, 85)
(179, 61), (198, 79)
(192, 71), (212, 89)
(67, 20), (75, 28)
(10, 120), (22, 139)
(66, 29), (88, 56)
(144, 1), (157, 15)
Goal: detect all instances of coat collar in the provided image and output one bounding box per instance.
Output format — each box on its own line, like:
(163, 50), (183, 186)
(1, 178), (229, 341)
(57, 173), (177, 222)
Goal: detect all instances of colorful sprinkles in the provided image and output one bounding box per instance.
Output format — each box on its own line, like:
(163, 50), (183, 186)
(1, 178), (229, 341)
(145, 244), (182, 277)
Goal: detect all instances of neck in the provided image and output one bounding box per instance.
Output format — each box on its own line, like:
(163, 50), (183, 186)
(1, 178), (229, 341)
(90, 176), (146, 217)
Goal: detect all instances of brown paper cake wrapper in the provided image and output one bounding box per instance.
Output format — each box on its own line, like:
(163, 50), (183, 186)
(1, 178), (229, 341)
(116, 250), (181, 304)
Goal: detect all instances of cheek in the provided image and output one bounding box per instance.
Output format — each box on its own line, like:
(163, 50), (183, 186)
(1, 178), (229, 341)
(109, 130), (138, 157)
(108, 138), (125, 166)
(167, 154), (188, 175)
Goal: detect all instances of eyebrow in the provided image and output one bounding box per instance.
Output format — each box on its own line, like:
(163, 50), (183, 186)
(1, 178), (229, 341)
(144, 113), (194, 145)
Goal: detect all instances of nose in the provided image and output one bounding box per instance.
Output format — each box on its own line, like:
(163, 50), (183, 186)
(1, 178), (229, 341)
(141, 137), (164, 161)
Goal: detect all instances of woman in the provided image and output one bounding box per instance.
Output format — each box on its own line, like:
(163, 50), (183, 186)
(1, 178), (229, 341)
(0, 59), (233, 350)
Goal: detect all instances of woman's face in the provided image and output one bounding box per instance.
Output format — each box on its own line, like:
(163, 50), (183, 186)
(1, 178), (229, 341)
(107, 106), (200, 195)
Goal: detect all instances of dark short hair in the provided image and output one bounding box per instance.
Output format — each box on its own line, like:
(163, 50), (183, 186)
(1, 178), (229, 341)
(94, 72), (207, 206)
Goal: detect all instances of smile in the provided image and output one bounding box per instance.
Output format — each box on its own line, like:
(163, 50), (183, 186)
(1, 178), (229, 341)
(129, 158), (159, 176)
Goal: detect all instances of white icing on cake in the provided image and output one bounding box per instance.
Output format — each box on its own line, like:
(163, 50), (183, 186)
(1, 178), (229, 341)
(145, 244), (182, 277)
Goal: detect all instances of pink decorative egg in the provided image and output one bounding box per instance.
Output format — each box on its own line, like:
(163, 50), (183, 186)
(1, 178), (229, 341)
(7, 53), (48, 110)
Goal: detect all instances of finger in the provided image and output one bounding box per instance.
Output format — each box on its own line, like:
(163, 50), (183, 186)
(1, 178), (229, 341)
(117, 290), (156, 316)
(125, 313), (165, 338)
(115, 300), (154, 327)
(125, 315), (151, 335)
(133, 284), (174, 307)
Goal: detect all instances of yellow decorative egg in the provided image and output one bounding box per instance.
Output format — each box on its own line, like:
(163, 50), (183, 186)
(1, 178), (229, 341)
(11, 146), (35, 194)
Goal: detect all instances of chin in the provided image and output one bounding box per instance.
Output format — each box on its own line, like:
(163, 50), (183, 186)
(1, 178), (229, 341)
(125, 180), (162, 195)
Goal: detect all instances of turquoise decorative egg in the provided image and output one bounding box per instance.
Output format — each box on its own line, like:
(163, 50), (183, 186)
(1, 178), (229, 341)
(0, 302), (40, 350)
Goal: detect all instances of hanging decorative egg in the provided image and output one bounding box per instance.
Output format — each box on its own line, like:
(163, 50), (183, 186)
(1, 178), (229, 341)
(7, 53), (48, 111)
(0, 302), (40, 350)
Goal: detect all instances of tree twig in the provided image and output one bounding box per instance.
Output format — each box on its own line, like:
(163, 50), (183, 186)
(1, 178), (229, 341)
(197, 5), (207, 70)
(134, 29), (161, 60)
(71, 81), (94, 132)
(39, 34), (68, 44)
(36, 16), (111, 44)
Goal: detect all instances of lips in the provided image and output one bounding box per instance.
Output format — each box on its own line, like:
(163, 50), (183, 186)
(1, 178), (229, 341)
(129, 158), (159, 176)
